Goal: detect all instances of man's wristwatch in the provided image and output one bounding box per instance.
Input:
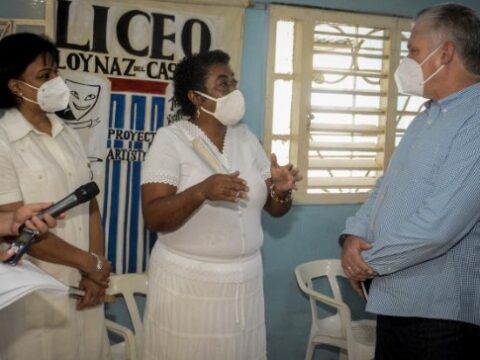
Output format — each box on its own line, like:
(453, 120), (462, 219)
(338, 233), (352, 247)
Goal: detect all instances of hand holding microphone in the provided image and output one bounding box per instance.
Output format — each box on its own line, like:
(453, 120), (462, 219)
(18, 181), (100, 231)
(5, 182), (100, 266)
(11, 203), (60, 236)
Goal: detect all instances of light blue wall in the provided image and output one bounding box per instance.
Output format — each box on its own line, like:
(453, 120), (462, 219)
(0, 0), (45, 19)
(240, 1), (480, 359)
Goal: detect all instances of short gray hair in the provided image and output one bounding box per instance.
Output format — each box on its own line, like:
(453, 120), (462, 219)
(415, 3), (480, 75)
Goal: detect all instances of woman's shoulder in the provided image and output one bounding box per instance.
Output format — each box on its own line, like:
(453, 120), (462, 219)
(229, 122), (261, 145)
(0, 116), (14, 154)
(152, 121), (186, 142)
(0, 108), (30, 143)
(147, 121), (191, 153)
(0, 108), (21, 129)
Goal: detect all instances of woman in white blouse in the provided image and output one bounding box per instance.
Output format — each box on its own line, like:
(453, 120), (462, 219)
(141, 50), (302, 360)
(0, 33), (111, 359)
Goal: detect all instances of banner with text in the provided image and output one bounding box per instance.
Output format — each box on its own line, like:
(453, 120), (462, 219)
(55, 0), (244, 273)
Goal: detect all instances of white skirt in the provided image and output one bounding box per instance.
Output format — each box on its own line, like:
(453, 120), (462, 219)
(142, 243), (267, 360)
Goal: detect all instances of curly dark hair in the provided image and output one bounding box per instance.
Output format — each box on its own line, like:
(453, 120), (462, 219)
(0, 33), (58, 109)
(173, 50), (230, 117)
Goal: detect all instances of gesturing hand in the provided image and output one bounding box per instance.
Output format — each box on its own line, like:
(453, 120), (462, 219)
(198, 171), (249, 202)
(270, 153), (302, 193)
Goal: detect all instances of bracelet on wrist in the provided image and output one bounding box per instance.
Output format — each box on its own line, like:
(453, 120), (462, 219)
(90, 252), (103, 272)
(269, 184), (292, 204)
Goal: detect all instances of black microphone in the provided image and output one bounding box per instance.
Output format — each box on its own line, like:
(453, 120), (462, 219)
(6, 181), (100, 266)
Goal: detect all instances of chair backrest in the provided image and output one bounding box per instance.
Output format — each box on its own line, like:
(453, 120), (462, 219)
(295, 259), (376, 360)
(295, 259), (353, 338)
(296, 259), (345, 300)
(107, 273), (148, 347)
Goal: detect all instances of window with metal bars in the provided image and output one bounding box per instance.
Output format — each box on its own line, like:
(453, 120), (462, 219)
(265, 5), (425, 204)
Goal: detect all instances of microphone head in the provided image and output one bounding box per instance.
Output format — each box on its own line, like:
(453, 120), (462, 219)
(74, 181), (100, 203)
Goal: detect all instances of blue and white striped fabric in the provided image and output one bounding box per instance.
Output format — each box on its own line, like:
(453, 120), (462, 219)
(344, 83), (480, 326)
(103, 93), (164, 273)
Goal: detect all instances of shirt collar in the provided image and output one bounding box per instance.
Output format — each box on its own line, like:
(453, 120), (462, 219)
(434, 82), (480, 113)
(2, 108), (65, 142)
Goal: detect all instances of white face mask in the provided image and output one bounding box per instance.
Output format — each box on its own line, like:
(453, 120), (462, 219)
(394, 44), (445, 97)
(195, 89), (245, 126)
(19, 76), (70, 113)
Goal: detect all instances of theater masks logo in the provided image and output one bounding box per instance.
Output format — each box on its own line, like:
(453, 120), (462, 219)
(57, 80), (101, 128)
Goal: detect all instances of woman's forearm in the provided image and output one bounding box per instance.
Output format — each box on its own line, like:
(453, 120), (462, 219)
(88, 199), (104, 255)
(263, 179), (292, 217)
(142, 183), (206, 233)
(28, 231), (97, 273)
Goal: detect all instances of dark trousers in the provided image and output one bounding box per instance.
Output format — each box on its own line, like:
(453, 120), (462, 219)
(375, 315), (480, 360)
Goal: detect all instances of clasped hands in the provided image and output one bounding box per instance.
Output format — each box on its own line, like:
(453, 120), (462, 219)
(2, 204), (112, 309)
(77, 253), (112, 310)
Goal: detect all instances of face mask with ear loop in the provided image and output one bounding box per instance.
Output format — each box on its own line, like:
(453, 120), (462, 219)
(394, 43), (445, 97)
(195, 89), (246, 126)
(17, 76), (70, 113)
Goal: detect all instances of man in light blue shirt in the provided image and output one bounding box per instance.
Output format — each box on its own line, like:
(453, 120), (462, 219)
(340, 4), (480, 359)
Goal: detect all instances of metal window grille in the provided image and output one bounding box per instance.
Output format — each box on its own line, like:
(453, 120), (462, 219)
(265, 6), (418, 204)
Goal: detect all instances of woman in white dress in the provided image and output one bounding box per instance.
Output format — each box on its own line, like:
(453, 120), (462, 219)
(0, 33), (111, 360)
(141, 50), (302, 360)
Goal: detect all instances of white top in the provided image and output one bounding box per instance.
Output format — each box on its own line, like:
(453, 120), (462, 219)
(141, 120), (270, 260)
(0, 108), (110, 360)
(0, 108), (91, 284)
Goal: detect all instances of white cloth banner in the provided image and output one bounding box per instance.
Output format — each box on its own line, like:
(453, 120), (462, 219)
(55, 0), (245, 273)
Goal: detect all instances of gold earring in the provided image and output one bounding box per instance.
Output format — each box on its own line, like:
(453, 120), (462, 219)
(196, 107), (200, 118)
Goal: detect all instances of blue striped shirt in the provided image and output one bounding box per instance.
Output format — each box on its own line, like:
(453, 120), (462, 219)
(344, 83), (480, 325)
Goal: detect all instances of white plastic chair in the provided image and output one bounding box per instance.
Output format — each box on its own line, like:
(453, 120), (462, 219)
(105, 273), (148, 360)
(294, 259), (376, 360)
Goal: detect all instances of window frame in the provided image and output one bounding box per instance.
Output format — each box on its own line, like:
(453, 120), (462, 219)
(265, 5), (412, 204)
(0, 0), (53, 37)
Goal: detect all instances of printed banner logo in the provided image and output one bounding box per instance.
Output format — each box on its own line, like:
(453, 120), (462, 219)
(60, 80), (101, 128)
